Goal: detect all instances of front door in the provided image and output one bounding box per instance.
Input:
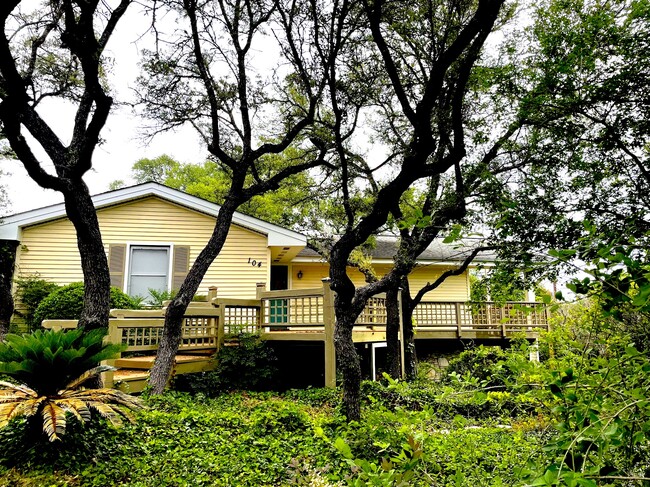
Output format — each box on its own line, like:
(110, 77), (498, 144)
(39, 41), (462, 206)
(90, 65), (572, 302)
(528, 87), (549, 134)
(270, 265), (288, 290)
(270, 266), (289, 325)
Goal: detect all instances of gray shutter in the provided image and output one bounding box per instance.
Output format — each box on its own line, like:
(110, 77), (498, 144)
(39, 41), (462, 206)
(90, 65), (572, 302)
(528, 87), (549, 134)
(108, 244), (126, 289)
(172, 246), (190, 291)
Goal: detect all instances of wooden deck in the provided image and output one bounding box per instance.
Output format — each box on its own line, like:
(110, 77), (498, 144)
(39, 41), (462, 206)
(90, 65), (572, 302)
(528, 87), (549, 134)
(43, 281), (549, 391)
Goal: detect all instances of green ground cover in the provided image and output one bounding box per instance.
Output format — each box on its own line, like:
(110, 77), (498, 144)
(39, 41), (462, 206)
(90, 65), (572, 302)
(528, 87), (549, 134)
(0, 386), (546, 487)
(1, 300), (648, 486)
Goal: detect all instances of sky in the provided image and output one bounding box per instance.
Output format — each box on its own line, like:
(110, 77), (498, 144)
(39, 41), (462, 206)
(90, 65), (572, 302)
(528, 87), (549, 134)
(1, 2), (208, 215)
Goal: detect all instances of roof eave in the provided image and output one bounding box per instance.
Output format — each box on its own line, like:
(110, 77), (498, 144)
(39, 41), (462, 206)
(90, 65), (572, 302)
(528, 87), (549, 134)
(0, 182), (307, 247)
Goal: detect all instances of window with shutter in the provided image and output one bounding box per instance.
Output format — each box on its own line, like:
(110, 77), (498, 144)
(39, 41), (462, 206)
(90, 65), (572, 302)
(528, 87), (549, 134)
(127, 245), (171, 301)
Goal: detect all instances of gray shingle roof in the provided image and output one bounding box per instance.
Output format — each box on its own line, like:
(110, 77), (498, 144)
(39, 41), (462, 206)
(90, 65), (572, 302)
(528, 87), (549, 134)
(297, 237), (496, 263)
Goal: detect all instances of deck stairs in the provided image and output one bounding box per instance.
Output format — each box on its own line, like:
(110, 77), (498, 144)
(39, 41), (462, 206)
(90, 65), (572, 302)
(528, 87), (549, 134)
(111, 353), (216, 393)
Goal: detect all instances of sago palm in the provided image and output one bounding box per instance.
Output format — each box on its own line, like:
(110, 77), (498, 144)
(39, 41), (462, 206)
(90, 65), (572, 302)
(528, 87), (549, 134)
(0, 329), (143, 441)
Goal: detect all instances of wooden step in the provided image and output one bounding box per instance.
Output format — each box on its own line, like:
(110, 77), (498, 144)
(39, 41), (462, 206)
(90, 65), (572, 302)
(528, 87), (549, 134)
(112, 369), (150, 394)
(115, 354), (213, 369)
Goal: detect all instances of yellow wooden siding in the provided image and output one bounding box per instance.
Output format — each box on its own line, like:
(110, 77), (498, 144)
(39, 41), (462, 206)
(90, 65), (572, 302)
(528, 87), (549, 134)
(289, 262), (470, 301)
(17, 197), (268, 299)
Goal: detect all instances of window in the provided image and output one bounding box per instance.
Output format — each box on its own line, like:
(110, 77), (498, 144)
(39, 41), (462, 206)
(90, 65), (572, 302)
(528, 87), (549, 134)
(127, 245), (171, 300)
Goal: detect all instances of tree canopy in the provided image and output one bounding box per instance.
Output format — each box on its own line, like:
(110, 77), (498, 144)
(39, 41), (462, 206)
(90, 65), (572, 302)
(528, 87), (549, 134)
(479, 0), (650, 281)
(117, 153), (322, 228)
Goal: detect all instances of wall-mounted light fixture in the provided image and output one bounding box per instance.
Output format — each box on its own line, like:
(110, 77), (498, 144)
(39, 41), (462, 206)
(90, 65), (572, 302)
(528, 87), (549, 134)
(297, 270), (303, 279)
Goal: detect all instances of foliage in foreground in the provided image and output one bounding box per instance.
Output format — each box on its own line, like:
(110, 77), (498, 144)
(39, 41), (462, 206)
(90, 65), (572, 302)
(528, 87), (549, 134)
(0, 328), (124, 395)
(0, 366), (142, 442)
(0, 389), (545, 486)
(0, 329), (142, 442)
(174, 332), (279, 393)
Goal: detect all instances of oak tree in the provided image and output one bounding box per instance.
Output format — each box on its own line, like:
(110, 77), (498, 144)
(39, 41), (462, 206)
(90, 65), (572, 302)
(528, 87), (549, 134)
(0, 0), (132, 334)
(141, 0), (336, 392)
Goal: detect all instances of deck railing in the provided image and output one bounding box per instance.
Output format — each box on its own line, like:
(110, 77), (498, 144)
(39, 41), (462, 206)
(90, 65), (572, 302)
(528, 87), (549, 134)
(413, 301), (549, 336)
(42, 282), (549, 390)
(256, 287), (325, 330)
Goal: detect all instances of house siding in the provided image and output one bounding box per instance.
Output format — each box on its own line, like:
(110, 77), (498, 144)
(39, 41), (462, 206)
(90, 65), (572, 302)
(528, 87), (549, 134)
(17, 197), (269, 299)
(288, 262), (470, 301)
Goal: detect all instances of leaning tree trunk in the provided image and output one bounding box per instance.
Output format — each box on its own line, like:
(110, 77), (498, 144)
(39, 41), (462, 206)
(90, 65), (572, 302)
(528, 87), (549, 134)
(401, 286), (418, 380)
(149, 202), (238, 393)
(386, 277), (418, 380)
(334, 309), (362, 421)
(385, 285), (401, 379)
(62, 183), (111, 331)
(0, 239), (19, 340)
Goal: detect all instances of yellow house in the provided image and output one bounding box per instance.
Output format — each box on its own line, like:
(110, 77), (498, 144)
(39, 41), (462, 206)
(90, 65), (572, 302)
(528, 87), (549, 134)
(1, 183), (549, 389)
(0, 182), (480, 304)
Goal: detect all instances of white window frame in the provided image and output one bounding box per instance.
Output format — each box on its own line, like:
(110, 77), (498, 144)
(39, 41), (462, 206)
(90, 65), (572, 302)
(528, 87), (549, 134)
(123, 242), (175, 297)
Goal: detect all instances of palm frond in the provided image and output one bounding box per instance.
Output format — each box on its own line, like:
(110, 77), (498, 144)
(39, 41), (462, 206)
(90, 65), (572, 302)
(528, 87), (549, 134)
(13, 396), (46, 420)
(41, 402), (67, 442)
(0, 397), (45, 427)
(64, 365), (116, 390)
(0, 381), (38, 397)
(55, 398), (92, 424)
(0, 402), (23, 427)
(86, 401), (124, 427)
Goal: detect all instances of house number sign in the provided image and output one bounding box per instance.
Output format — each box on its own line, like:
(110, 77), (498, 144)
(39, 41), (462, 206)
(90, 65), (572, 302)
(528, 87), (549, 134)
(247, 257), (263, 267)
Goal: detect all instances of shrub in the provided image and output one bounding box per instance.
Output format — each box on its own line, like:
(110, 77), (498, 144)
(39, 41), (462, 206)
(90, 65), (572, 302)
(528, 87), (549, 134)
(145, 288), (177, 308)
(0, 328), (123, 394)
(0, 328), (142, 442)
(174, 332), (278, 394)
(13, 277), (60, 330)
(32, 282), (140, 326)
(444, 345), (513, 387)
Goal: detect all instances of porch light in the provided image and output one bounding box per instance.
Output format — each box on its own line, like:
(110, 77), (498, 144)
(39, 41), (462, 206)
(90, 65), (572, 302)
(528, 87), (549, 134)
(297, 270), (303, 279)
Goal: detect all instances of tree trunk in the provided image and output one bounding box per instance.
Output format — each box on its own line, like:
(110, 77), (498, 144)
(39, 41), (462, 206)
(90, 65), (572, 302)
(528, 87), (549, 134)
(63, 183), (111, 331)
(400, 281), (417, 380)
(0, 239), (19, 340)
(385, 285), (401, 379)
(149, 202), (238, 393)
(334, 311), (362, 421)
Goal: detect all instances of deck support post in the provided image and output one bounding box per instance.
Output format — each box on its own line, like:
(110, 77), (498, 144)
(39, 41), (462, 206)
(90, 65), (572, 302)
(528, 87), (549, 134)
(322, 278), (336, 388)
(256, 282), (266, 299)
(256, 282), (266, 331)
(455, 302), (462, 339)
(102, 318), (122, 388)
(208, 286), (218, 302)
(486, 302), (493, 333)
(208, 288), (222, 350)
(213, 298), (225, 351)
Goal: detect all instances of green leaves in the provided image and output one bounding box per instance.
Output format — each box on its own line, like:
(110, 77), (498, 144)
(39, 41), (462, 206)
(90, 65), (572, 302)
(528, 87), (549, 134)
(0, 328), (123, 396)
(32, 282), (141, 327)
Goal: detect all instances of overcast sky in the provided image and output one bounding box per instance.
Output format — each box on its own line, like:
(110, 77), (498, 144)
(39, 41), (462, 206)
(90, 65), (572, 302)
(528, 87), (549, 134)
(2, 2), (209, 215)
